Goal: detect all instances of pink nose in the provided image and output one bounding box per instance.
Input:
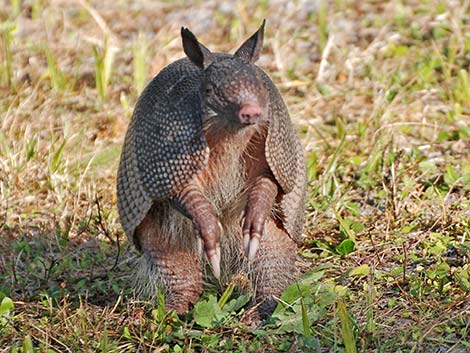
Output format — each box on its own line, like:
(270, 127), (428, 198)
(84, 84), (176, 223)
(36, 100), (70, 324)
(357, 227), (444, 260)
(238, 102), (263, 125)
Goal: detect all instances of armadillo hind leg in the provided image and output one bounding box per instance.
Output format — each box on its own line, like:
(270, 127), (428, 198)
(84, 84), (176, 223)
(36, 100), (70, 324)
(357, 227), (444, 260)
(134, 207), (203, 314)
(251, 218), (297, 319)
(140, 247), (203, 314)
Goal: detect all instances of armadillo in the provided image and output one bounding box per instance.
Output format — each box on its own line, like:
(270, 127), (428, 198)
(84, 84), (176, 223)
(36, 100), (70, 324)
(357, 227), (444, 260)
(117, 21), (306, 318)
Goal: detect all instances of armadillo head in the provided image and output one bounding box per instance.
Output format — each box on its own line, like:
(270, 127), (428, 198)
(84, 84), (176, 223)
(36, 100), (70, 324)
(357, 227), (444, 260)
(182, 21), (269, 130)
(203, 57), (269, 127)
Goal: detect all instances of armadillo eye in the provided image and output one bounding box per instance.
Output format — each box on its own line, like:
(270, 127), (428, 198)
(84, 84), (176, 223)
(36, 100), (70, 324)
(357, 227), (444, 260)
(205, 85), (214, 96)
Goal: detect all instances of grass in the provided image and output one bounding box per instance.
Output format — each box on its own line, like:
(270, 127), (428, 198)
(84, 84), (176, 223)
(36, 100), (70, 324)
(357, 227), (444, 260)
(1, 21), (14, 87)
(93, 37), (116, 102)
(1, 0), (470, 352)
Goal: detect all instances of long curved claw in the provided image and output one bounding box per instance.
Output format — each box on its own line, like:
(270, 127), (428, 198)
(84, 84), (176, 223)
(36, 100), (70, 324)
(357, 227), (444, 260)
(208, 244), (221, 279)
(209, 222), (223, 279)
(244, 229), (261, 262)
(243, 230), (250, 255)
(247, 234), (260, 262)
(199, 220), (223, 280)
(176, 183), (224, 280)
(242, 210), (264, 261)
(242, 176), (278, 262)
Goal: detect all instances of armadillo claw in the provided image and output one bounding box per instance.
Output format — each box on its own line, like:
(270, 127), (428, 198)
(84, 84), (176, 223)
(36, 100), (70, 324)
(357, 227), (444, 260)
(243, 230), (250, 255)
(201, 220), (223, 279)
(247, 233), (260, 262)
(208, 245), (221, 280)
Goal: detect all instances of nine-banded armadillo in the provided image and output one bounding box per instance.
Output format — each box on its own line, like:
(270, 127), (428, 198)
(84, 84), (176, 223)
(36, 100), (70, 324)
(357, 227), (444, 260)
(117, 21), (306, 318)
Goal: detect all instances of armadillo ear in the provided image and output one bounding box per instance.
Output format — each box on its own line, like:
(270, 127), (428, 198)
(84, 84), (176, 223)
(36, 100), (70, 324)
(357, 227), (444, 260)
(234, 19), (266, 64)
(181, 27), (214, 69)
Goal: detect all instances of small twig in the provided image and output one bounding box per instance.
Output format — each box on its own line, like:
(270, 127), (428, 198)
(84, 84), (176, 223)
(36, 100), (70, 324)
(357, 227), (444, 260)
(27, 321), (73, 353)
(110, 231), (121, 272)
(95, 197), (113, 244)
(287, 341), (298, 353)
(0, 197), (7, 232)
(402, 243), (407, 283)
(316, 34), (335, 82)
(390, 157), (399, 221)
(372, 122), (439, 144)
(12, 248), (25, 284)
(94, 197), (121, 272)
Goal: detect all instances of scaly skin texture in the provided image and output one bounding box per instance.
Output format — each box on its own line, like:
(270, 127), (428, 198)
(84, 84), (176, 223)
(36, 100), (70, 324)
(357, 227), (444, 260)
(117, 22), (306, 318)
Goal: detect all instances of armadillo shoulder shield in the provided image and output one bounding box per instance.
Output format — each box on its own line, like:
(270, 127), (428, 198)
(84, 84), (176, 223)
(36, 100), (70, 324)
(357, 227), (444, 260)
(256, 68), (307, 242)
(117, 58), (209, 240)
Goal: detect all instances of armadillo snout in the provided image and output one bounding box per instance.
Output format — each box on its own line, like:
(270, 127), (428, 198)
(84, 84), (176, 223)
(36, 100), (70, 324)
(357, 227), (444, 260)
(238, 102), (263, 125)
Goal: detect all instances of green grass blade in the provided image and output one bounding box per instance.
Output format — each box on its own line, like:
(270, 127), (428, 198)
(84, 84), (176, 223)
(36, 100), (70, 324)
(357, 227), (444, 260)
(93, 45), (105, 100)
(44, 46), (66, 92)
(1, 22), (15, 87)
(133, 33), (147, 95)
(337, 298), (357, 353)
(218, 283), (234, 309)
(301, 296), (311, 337)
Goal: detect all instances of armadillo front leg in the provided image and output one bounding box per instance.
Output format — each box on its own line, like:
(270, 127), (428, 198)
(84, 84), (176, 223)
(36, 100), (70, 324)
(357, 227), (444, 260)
(175, 180), (222, 279)
(242, 175), (278, 261)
